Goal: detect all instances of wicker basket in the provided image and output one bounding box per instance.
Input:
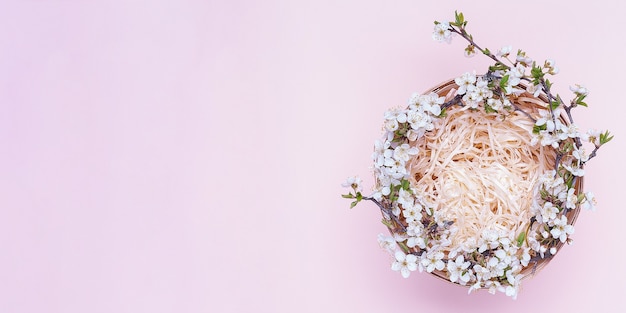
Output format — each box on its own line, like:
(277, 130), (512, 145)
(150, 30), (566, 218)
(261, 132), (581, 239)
(380, 79), (584, 288)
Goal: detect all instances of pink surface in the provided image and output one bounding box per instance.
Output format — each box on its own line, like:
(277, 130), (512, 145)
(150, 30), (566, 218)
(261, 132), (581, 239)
(1, 1), (624, 312)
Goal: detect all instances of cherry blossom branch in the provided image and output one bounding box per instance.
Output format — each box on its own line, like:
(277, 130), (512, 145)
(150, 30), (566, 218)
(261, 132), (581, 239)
(449, 28), (504, 66)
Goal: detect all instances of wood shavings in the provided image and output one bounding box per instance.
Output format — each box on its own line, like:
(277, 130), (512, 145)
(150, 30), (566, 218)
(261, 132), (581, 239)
(407, 107), (556, 248)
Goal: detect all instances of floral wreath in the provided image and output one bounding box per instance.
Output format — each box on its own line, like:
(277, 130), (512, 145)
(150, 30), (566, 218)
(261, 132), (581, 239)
(342, 12), (612, 299)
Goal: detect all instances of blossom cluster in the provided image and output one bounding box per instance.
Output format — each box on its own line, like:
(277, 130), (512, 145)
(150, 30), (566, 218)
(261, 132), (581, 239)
(372, 92), (443, 199)
(342, 11), (612, 299)
(375, 222), (534, 297)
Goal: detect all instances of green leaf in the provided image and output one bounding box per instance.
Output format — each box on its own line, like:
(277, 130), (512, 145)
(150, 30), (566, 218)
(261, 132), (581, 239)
(499, 74), (509, 90)
(516, 231), (526, 247)
(350, 200), (358, 209)
(356, 192), (363, 201)
(342, 193), (354, 199)
(578, 101), (588, 107)
(550, 101), (560, 110)
(482, 48), (491, 56)
(455, 11), (464, 25)
(488, 63), (508, 72)
(531, 65), (543, 81)
(398, 241), (410, 254)
(389, 185), (398, 201)
(600, 131), (614, 145)
(532, 124), (546, 134)
(484, 103), (497, 113)
(401, 179), (410, 191)
(438, 108), (447, 118)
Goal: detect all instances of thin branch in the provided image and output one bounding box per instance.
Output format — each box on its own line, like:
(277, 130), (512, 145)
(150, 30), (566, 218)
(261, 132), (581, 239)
(554, 152), (563, 172)
(584, 145), (600, 163)
(441, 94), (464, 111)
(563, 104), (583, 148)
(450, 28), (504, 66)
(510, 102), (536, 123)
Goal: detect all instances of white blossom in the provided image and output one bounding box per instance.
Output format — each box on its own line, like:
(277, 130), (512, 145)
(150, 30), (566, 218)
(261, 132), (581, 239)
(381, 185), (391, 196)
(454, 72), (477, 95)
(406, 109), (433, 131)
(487, 98), (504, 111)
(478, 228), (502, 253)
(585, 129), (602, 146)
(494, 248), (514, 267)
(342, 176), (363, 193)
(406, 220), (424, 237)
(544, 59), (559, 75)
(580, 191), (596, 211)
(385, 107), (407, 123)
(407, 236), (426, 249)
(420, 250), (445, 273)
(535, 109), (558, 132)
(464, 44), (477, 57)
(505, 284), (519, 299)
(372, 140), (391, 167)
(463, 77), (492, 108)
(403, 205), (423, 224)
(447, 255), (472, 284)
(520, 248), (531, 267)
(432, 22), (453, 43)
(384, 160), (409, 179)
(540, 202), (558, 223)
(564, 123), (580, 139)
(397, 188), (414, 208)
(531, 130), (559, 148)
(550, 215), (575, 243)
(502, 65), (524, 95)
(384, 119), (399, 131)
(377, 234), (397, 253)
(406, 129), (422, 141)
(497, 45), (512, 57)
(394, 143), (418, 162)
(564, 188), (578, 210)
(391, 203), (401, 217)
(572, 146), (589, 162)
(505, 266), (523, 286)
(516, 50), (532, 65)
(407, 92), (421, 107)
(538, 170), (563, 190)
(391, 251), (418, 278)
(563, 162), (584, 177)
(570, 84), (589, 96)
(418, 92), (444, 116)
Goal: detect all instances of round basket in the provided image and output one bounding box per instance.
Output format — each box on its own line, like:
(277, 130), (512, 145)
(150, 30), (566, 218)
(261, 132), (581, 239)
(377, 79), (583, 290)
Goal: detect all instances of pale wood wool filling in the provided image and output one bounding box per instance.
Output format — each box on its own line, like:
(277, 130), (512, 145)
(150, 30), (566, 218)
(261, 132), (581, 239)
(408, 106), (556, 248)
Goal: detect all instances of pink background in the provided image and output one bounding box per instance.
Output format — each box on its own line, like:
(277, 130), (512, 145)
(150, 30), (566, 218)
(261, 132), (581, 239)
(1, 1), (624, 312)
